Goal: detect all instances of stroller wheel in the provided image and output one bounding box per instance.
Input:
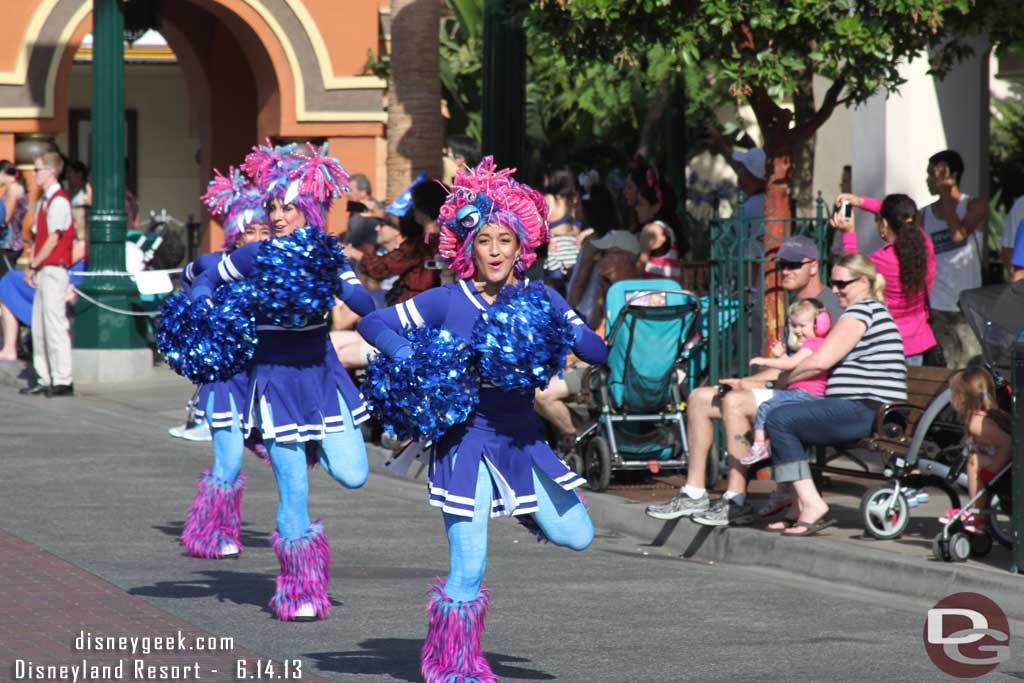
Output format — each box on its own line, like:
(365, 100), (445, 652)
(564, 450), (584, 477)
(970, 532), (993, 558)
(948, 531), (972, 562)
(860, 484), (910, 540)
(584, 436), (612, 493)
(932, 533), (951, 561)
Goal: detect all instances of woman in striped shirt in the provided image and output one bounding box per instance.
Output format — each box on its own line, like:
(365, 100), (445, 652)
(764, 254), (907, 536)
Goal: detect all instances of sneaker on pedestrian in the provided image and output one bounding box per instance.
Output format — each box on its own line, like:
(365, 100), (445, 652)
(739, 442), (770, 466)
(756, 488), (794, 517)
(645, 491), (710, 520)
(692, 497), (755, 527)
(169, 420), (212, 441)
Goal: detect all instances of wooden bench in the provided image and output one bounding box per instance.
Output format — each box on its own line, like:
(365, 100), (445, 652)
(815, 365), (954, 477)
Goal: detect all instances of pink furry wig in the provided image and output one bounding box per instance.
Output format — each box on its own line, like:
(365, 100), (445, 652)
(201, 167), (268, 248)
(281, 142), (351, 228)
(436, 156), (549, 278)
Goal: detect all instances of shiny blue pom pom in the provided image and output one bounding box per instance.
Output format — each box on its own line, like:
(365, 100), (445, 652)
(157, 282), (258, 384)
(471, 282), (575, 393)
(363, 326), (479, 442)
(250, 226), (350, 328)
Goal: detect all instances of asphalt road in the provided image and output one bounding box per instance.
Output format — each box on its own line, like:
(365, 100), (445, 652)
(2, 373), (1022, 682)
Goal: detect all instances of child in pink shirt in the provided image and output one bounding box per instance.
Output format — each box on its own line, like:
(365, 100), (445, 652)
(741, 299), (831, 465)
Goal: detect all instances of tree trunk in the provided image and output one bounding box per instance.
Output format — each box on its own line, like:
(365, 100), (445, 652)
(792, 69), (816, 217)
(387, 0), (443, 200)
(748, 90), (795, 351)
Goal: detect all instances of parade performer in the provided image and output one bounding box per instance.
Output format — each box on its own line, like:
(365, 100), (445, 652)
(357, 157), (608, 682)
(179, 168), (270, 560)
(186, 142), (374, 621)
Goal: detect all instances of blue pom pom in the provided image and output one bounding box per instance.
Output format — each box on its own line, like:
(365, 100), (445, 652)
(363, 327), (479, 442)
(471, 282), (575, 392)
(250, 226), (349, 327)
(157, 282), (258, 383)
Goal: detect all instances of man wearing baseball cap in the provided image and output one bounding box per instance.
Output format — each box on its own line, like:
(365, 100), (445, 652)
(646, 233), (843, 527)
(539, 230), (641, 454)
(704, 126), (767, 235)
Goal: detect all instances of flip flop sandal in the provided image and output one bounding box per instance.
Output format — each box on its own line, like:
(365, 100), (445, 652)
(766, 519), (799, 531)
(782, 517), (836, 537)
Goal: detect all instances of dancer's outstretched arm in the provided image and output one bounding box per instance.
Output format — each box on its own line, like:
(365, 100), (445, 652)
(356, 287), (451, 358)
(189, 242), (261, 301)
(546, 287), (608, 365)
(180, 251), (225, 294)
(337, 261), (375, 317)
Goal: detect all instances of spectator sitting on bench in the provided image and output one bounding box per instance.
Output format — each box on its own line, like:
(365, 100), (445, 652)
(645, 235), (843, 526)
(764, 254), (907, 536)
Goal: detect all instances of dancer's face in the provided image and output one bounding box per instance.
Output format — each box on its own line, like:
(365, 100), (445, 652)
(268, 198), (306, 237)
(238, 222), (271, 245)
(471, 223), (519, 285)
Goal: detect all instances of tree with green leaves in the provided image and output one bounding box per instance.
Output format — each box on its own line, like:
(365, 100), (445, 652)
(523, 0), (1020, 226)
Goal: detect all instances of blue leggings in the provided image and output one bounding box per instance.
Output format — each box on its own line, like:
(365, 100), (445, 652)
(443, 461), (594, 602)
(265, 391), (369, 539)
(209, 393), (244, 483)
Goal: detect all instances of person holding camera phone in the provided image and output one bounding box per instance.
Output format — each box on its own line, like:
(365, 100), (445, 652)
(831, 193), (937, 365)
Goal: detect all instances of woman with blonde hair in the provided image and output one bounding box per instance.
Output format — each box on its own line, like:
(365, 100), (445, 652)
(761, 253), (907, 535)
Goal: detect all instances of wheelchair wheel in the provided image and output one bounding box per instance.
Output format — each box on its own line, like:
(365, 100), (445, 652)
(564, 450), (584, 478)
(584, 436), (612, 492)
(948, 531), (972, 562)
(970, 532), (993, 558)
(860, 485), (910, 540)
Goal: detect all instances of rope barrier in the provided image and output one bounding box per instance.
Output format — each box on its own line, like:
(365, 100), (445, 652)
(70, 287), (161, 317)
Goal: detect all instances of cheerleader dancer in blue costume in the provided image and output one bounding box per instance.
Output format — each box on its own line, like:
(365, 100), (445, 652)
(188, 142), (374, 621)
(358, 157), (608, 682)
(179, 168), (270, 561)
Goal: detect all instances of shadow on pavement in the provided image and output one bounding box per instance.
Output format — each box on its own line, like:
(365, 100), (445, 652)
(152, 521), (272, 550)
(128, 570), (343, 615)
(307, 638), (555, 681)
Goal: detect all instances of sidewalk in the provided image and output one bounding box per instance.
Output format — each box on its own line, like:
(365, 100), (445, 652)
(4, 360), (1023, 621)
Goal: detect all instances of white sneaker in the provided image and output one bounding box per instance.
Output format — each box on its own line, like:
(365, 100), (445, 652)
(220, 541), (240, 558)
(293, 603), (317, 621)
(168, 421), (212, 441)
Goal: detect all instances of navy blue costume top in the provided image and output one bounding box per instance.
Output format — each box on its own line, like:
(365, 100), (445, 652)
(358, 278), (608, 518)
(190, 238), (375, 442)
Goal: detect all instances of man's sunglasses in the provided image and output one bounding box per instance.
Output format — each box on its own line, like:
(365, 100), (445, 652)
(779, 259), (812, 271)
(830, 278), (860, 290)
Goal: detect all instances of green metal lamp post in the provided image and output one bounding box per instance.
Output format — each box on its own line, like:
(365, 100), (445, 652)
(481, 0), (526, 174)
(72, 0), (150, 380)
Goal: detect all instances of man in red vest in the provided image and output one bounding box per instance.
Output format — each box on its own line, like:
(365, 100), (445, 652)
(20, 151), (74, 397)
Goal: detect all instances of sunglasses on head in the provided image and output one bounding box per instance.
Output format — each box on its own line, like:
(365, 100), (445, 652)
(831, 277), (860, 290)
(779, 259), (812, 271)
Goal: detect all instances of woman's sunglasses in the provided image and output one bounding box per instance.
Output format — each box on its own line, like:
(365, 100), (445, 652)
(830, 278), (860, 290)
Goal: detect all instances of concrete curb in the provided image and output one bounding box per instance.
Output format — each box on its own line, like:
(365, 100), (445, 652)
(364, 444), (1024, 620)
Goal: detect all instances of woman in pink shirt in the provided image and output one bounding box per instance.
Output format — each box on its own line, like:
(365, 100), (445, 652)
(833, 193), (937, 364)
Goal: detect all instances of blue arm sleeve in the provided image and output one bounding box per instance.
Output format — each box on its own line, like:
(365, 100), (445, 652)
(180, 252), (223, 294)
(547, 286), (608, 365)
(189, 243), (259, 302)
(357, 286), (450, 358)
(337, 264), (376, 317)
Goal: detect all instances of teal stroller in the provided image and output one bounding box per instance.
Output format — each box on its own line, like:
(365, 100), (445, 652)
(576, 279), (701, 491)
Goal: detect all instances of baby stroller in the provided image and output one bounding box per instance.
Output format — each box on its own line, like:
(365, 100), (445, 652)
(576, 279), (701, 491)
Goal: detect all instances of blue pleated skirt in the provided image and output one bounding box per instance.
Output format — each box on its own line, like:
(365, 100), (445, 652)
(193, 371), (249, 428)
(429, 388), (584, 518)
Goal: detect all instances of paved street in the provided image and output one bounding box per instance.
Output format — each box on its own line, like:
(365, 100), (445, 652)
(1, 370), (1022, 682)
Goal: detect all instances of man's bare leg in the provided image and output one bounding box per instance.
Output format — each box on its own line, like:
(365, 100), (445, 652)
(720, 389), (758, 499)
(535, 377), (575, 436)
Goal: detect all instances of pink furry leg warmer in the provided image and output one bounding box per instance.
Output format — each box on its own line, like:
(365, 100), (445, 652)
(181, 469), (245, 558)
(269, 521), (331, 621)
(422, 579), (496, 683)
